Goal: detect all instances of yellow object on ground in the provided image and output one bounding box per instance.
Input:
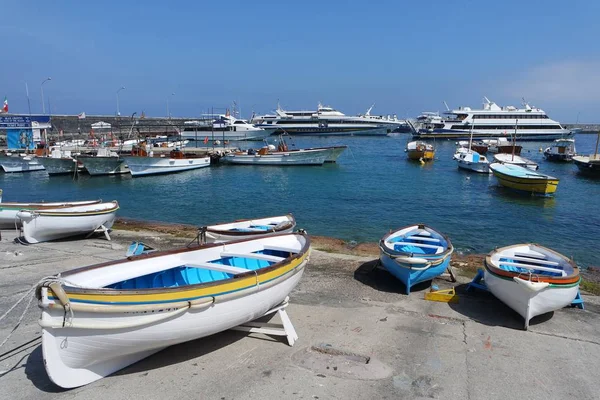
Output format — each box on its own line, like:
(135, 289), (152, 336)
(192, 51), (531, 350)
(424, 287), (459, 303)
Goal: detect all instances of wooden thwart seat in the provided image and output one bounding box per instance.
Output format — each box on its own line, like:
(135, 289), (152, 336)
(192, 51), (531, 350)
(220, 252), (285, 263)
(405, 236), (441, 243)
(186, 263), (250, 275)
(513, 252), (547, 260)
(392, 242), (444, 251)
(506, 256), (559, 266)
(498, 261), (566, 276)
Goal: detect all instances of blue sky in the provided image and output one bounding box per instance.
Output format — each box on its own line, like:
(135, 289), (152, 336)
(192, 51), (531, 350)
(1, 0), (599, 122)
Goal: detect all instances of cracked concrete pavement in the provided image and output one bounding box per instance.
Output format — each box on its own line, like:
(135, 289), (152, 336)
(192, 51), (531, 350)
(0, 229), (599, 399)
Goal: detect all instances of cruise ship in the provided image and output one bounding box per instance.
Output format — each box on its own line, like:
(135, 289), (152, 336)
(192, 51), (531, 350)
(180, 114), (269, 141)
(251, 103), (404, 136)
(408, 97), (574, 140)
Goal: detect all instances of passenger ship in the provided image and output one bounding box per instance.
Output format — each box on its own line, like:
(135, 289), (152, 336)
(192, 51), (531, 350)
(408, 97), (574, 140)
(251, 103), (404, 136)
(180, 113), (269, 141)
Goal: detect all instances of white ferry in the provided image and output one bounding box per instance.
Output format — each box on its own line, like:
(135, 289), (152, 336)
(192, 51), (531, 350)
(180, 113), (269, 141)
(408, 97), (574, 140)
(251, 103), (402, 136)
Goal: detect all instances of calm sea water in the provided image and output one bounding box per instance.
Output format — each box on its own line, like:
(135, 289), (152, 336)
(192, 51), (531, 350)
(1, 134), (599, 267)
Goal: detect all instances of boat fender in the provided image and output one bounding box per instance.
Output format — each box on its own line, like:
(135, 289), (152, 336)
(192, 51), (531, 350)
(48, 281), (73, 326)
(513, 277), (549, 292)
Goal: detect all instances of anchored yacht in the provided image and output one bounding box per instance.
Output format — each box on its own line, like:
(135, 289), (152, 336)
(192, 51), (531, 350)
(251, 103), (401, 136)
(408, 97), (574, 140)
(180, 113), (269, 141)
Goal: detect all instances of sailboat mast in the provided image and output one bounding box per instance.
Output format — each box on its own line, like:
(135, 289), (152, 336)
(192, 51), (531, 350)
(594, 130), (600, 159)
(468, 119), (474, 150)
(512, 118), (518, 161)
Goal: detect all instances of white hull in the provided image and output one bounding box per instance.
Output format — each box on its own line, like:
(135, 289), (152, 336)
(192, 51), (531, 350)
(180, 129), (270, 141)
(484, 270), (579, 329)
(0, 200), (102, 229)
(78, 156), (130, 176)
(122, 156), (210, 176)
(457, 160), (491, 173)
(261, 126), (389, 136)
(0, 155), (45, 172)
(493, 153), (538, 170)
(17, 202), (118, 243)
(40, 261), (305, 388)
(35, 157), (78, 175)
(224, 148), (329, 165)
(204, 215), (296, 243)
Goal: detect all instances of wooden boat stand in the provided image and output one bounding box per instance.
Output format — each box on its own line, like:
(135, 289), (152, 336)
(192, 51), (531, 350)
(229, 296), (298, 346)
(466, 269), (584, 309)
(86, 224), (112, 241)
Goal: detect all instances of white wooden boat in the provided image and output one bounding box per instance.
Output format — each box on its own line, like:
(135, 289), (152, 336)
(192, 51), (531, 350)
(122, 148), (210, 176)
(0, 153), (45, 172)
(223, 146), (330, 165)
(484, 243), (580, 329)
(36, 232), (310, 388)
(543, 138), (576, 162)
(77, 148), (130, 176)
(493, 153), (538, 170)
(17, 201), (119, 243)
(0, 192), (102, 229)
(202, 214), (296, 243)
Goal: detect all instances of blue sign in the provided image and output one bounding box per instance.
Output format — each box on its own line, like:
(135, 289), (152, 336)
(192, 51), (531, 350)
(7, 129), (35, 150)
(0, 115), (51, 128)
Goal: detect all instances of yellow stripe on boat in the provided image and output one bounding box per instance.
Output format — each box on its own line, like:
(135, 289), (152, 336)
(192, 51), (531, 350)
(51, 251), (307, 304)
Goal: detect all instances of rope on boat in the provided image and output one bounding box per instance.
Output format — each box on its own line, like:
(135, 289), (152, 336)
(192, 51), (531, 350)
(0, 275), (65, 350)
(380, 243), (454, 270)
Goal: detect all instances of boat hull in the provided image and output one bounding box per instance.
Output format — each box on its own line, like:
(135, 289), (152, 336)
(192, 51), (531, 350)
(78, 156), (130, 176)
(457, 159), (490, 173)
(261, 126), (390, 137)
(493, 154), (538, 170)
(17, 202), (118, 243)
(380, 252), (450, 293)
(0, 155), (45, 173)
(204, 214), (296, 243)
(573, 156), (600, 176)
(180, 129), (271, 141)
(484, 268), (579, 329)
(223, 149), (328, 165)
(0, 200), (102, 229)
(122, 156), (210, 176)
(490, 164), (559, 196)
(323, 146), (348, 163)
(35, 157), (78, 175)
(407, 150), (434, 161)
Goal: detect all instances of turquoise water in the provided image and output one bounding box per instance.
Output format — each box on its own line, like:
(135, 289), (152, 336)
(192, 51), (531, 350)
(1, 134), (599, 267)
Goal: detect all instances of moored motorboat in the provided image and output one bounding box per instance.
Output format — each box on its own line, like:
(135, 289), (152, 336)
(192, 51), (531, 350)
(487, 137), (522, 154)
(406, 141), (434, 161)
(543, 138), (576, 162)
(223, 136), (336, 166)
(484, 243), (580, 329)
(35, 149), (79, 175)
(17, 201), (119, 243)
(489, 163), (559, 196)
(36, 232), (310, 388)
(0, 191), (102, 229)
(202, 214), (296, 243)
(122, 146), (210, 176)
(573, 132), (600, 177)
(379, 224), (453, 294)
(493, 153), (538, 170)
(455, 150), (491, 173)
(0, 152), (45, 172)
(77, 148), (130, 176)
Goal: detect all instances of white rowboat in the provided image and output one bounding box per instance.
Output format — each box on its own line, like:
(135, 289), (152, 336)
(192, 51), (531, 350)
(36, 232), (310, 388)
(202, 214), (296, 243)
(17, 201), (119, 243)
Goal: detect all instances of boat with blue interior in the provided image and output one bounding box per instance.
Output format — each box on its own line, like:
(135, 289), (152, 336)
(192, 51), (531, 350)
(201, 214), (296, 243)
(36, 232), (310, 388)
(379, 224), (454, 294)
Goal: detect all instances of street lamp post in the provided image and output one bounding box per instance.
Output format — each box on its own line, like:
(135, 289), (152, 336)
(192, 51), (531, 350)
(116, 86), (125, 116)
(41, 77), (52, 114)
(167, 92), (175, 119)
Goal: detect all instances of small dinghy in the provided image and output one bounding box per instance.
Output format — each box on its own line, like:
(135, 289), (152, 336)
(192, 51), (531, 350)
(17, 201), (119, 243)
(406, 141), (434, 161)
(201, 214), (296, 243)
(484, 244), (580, 329)
(493, 153), (538, 170)
(379, 224), (454, 294)
(0, 191), (102, 229)
(36, 232), (310, 388)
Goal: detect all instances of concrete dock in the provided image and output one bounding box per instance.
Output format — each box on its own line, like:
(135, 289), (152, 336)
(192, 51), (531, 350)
(0, 229), (599, 400)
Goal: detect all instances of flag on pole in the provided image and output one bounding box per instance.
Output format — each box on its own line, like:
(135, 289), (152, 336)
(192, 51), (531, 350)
(2, 96), (7, 113)
(78, 112), (86, 119)
(203, 136), (209, 144)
